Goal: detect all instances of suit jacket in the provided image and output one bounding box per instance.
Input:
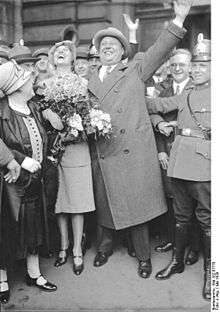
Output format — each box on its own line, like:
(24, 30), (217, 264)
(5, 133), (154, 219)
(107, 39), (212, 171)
(147, 83), (211, 181)
(88, 22), (186, 229)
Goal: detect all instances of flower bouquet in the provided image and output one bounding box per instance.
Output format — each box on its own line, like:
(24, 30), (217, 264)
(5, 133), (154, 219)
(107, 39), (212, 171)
(37, 73), (112, 162)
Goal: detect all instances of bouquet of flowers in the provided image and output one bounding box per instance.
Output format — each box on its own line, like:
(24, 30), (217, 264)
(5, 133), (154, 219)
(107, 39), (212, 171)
(37, 73), (112, 161)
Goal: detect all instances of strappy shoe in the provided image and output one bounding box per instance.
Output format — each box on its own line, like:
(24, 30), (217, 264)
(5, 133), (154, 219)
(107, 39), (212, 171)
(0, 281), (10, 304)
(73, 255), (84, 275)
(54, 249), (69, 267)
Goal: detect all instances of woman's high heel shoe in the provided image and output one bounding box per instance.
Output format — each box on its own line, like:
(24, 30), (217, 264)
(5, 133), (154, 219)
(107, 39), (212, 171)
(54, 249), (69, 267)
(0, 281), (10, 304)
(73, 255), (84, 275)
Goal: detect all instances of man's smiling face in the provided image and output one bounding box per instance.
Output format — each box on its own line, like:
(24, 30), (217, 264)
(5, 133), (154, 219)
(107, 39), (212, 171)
(99, 37), (124, 65)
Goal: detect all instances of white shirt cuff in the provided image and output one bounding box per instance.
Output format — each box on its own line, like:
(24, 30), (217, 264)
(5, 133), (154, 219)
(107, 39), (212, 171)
(172, 17), (183, 29)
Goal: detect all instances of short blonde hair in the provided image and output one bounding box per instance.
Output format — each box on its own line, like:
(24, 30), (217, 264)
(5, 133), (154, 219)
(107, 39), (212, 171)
(49, 40), (76, 67)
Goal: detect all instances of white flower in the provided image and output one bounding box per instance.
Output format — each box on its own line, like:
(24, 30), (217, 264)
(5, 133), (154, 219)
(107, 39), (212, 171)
(96, 121), (104, 131)
(70, 129), (79, 137)
(102, 113), (111, 123)
(68, 114), (84, 131)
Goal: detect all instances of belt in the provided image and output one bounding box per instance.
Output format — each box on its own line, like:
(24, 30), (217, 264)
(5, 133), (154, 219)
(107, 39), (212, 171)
(175, 128), (211, 140)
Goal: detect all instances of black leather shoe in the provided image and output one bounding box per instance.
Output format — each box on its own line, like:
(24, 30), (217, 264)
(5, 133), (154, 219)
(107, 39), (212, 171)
(26, 275), (57, 292)
(93, 251), (113, 267)
(155, 242), (173, 253)
(0, 281), (10, 304)
(138, 259), (152, 278)
(73, 255), (84, 275)
(155, 258), (184, 280)
(54, 249), (68, 267)
(185, 249), (199, 265)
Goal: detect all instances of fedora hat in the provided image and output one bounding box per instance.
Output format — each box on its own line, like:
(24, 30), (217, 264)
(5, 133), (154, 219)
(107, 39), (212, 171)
(9, 44), (40, 64)
(32, 48), (49, 58)
(76, 46), (88, 60)
(93, 27), (129, 60)
(192, 33), (211, 62)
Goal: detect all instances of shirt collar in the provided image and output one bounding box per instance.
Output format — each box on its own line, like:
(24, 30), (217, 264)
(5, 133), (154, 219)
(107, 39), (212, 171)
(173, 77), (190, 93)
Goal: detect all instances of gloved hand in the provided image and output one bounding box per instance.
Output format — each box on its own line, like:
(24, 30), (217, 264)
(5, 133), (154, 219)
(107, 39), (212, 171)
(21, 157), (41, 173)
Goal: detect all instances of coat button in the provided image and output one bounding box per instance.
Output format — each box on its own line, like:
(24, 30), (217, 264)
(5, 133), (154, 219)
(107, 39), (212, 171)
(123, 149), (129, 154)
(117, 108), (122, 113)
(100, 154), (105, 159)
(120, 129), (125, 134)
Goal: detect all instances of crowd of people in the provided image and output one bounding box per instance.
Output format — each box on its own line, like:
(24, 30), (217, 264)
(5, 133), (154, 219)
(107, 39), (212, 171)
(0, 0), (211, 306)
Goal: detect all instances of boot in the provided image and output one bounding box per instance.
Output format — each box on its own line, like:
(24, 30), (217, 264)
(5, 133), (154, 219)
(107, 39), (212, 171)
(202, 230), (211, 301)
(155, 223), (188, 280)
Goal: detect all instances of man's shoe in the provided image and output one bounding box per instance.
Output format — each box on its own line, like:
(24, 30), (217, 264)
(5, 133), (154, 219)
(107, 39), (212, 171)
(155, 242), (173, 253)
(138, 259), (152, 278)
(155, 257), (184, 280)
(93, 251), (113, 267)
(185, 249), (199, 265)
(26, 275), (57, 292)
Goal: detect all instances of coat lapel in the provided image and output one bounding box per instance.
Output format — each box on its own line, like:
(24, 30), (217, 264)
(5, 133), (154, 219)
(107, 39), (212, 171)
(99, 63), (128, 102)
(88, 62), (128, 103)
(88, 71), (103, 100)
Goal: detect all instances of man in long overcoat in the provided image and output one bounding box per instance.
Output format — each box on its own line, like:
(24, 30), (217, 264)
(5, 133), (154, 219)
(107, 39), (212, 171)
(88, 0), (192, 278)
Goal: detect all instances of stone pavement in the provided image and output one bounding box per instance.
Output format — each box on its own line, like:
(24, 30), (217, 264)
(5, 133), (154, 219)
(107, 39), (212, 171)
(1, 242), (210, 312)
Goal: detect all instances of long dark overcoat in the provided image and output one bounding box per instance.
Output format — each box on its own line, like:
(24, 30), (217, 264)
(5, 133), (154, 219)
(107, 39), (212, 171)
(88, 22), (186, 230)
(0, 97), (49, 250)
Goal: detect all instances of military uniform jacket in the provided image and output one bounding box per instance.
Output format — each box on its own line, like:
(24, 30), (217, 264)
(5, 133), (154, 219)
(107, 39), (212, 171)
(152, 78), (194, 155)
(147, 83), (211, 182)
(88, 22), (186, 230)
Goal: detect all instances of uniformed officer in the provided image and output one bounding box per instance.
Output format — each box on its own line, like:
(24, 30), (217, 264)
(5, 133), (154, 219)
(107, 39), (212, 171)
(147, 33), (211, 300)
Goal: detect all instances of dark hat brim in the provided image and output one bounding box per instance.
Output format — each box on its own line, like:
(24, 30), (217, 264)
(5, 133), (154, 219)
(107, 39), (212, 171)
(192, 55), (211, 62)
(93, 28), (129, 60)
(15, 57), (40, 64)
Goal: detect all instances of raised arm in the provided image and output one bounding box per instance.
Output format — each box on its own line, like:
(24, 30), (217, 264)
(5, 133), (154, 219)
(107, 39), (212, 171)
(123, 13), (139, 60)
(137, 0), (192, 82)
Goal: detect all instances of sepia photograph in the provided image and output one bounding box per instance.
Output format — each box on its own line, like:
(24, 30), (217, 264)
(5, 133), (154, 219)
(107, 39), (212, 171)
(0, 0), (213, 311)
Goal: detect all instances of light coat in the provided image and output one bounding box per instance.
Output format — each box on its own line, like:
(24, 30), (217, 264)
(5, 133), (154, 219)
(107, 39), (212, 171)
(88, 22), (186, 229)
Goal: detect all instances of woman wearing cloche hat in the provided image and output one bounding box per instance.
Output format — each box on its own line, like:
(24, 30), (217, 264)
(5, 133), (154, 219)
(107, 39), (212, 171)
(0, 61), (57, 304)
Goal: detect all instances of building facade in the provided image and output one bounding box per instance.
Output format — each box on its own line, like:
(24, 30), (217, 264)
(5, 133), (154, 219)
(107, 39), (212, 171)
(0, 0), (211, 52)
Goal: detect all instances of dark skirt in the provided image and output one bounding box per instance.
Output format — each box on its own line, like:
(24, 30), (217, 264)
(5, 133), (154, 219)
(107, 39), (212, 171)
(0, 175), (44, 267)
